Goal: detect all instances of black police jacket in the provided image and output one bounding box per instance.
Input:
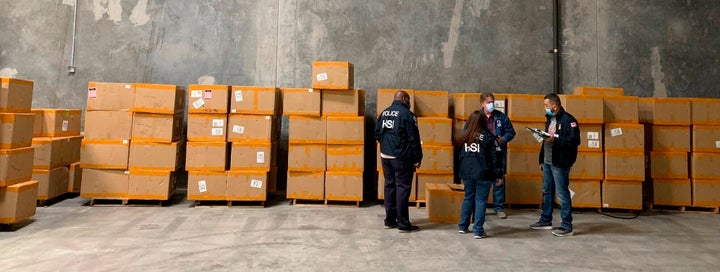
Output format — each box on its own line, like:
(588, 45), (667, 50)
(375, 100), (423, 164)
(538, 107), (581, 168)
(458, 130), (504, 181)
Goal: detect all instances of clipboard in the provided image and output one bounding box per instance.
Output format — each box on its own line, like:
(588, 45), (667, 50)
(526, 127), (552, 138)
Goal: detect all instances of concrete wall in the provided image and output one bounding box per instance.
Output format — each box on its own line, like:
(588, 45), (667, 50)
(1, 0), (719, 113)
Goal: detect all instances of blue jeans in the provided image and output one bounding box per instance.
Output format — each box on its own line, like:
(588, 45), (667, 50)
(458, 179), (493, 236)
(493, 150), (507, 212)
(540, 163), (573, 229)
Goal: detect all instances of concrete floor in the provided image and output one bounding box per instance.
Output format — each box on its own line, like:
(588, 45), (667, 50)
(1, 192), (719, 272)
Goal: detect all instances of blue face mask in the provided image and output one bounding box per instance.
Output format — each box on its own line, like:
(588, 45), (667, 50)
(545, 108), (554, 116)
(486, 102), (495, 113)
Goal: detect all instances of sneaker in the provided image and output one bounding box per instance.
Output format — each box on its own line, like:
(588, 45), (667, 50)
(497, 211), (508, 219)
(474, 234), (485, 239)
(552, 227), (574, 237)
(530, 221), (553, 230)
(398, 226), (420, 233)
(384, 224), (398, 229)
(458, 229), (469, 234)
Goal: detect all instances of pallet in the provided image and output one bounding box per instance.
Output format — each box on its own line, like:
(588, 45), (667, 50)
(190, 200), (266, 208)
(88, 198), (164, 207)
(412, 200), (426, 208)
(290, 199), (361, 207)
(324, 200), (361, 207)
(650, 204), (719, 214)
(37, 192), (78, 207)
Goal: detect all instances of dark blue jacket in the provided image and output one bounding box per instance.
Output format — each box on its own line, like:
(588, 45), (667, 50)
(458, 130), (504, 181)
(538, 107), (580, 168)
(375, 100), (423, 163)
(463, 109), (516, 151)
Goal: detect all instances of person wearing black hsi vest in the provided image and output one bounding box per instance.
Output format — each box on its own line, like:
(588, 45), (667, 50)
(456, 110), (504, 239)
(375, 90), (423, 233)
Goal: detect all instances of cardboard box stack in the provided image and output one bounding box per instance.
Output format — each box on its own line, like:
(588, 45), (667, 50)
(504, 94), (547, 205)
(414, 90), (453, 203)
(284, 88), (325, 202)
(31, 108), (82, 203)
(689, 98), (720, 208)
(81, 82), (185, 202)
(226, 86), (280, 203)
(376, 89), (415, 201)
(0, 77), (39, 223)
(324, 88), (365, 204)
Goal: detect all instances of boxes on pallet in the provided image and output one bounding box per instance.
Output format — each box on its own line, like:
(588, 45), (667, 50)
(506, 148), (541, 176)
(639, 98), (691, 125)
(377, 172), (417, 201)
(33, 136), (82, 169)
(312, 61), (354, 90)
(573, 86), (624, 96)
(426, 183), (464, 223)
(325, 171), (363, 201)
(653, 179), (691, 206)
(129, 141), (184, 171)
(604, 123), (645, 152)
(230, 86), (279, 115)
(692, 125), (720, 153)
(418, 117), (452, 146)
(645, 125), (690, 152)
(187, 84), (229, 114)
(227, 115), (277, 143)
(327, 145), (364, 172)
(0, 77), (33, 113)
(80, 169), (129, 199)
(127, 170), (176, 200)
(507, 121), (545, 149)
(282, 88), (321, 116)
(0, 180), (38, 224)
(83, 110), (133, 140)
(691, 179), (720, 207)
(451, 93), (481, 120)
(570, 151), (604, 180)
(288, 116), (326, 144)
(326, 116), (364, 145)
(132, 83), (185, 114)
(689, 98), (720, 125)
(604, 151), (645, 181)
(185, 142), (228, 171)
(86, 82), (135, 111)
(417, 145), (453, 174)
(507, 94), (546, 123)
(287, 171), (325, 200)
(377, 89), (414, 115)
(559, 95), (604, 124)
(187, 171), (226, 201)
(131, 113), (184, 143)
(187, 114), (227, 142)
(416, 173), (453, 201)
(227, 171), (272, 201)
(602, 180), (643, 210)
(80, 139), (130, 169)
(0, 147), (34, 187)
(603, 96), (639, 123)
(505, 175), (542, 204)
(0, 113), (33, 149)
(414, 90), (448, 117)
(32, 167), (69, 201)
(649, 152), (688, 179)
(230, 142), (274, 171)
(690, 153), (720, 179)
(288, 144), (326, 172)
(568, 180), (601, 208)
(68, 162), (82, 193)
(322, 90), (364, 116)
(34, 109), (81, 137)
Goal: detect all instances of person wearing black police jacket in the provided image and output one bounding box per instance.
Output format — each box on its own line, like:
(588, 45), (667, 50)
(375, 90), (423, 233)
(530, 93), (580, 237)
(457, 110), (504, 239)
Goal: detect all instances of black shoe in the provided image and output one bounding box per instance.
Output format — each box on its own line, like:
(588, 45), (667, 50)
(398, 226), (420, 233)
(530, 221), (553, 230)
(384, 224), (398, 229)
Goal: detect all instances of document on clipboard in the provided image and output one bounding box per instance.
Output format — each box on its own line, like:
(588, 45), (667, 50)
(526, 127), (556, 142)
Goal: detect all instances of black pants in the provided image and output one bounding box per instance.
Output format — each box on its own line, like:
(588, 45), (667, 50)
(382, 158), (415, 229)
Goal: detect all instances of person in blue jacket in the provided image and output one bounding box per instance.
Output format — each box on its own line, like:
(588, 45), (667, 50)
(457, 110), (504, 239)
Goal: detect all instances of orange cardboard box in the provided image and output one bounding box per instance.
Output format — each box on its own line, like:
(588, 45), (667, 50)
(230, 86), (279, 115)
(230, 142), (274, 171)
(227, 170), (271, 201)
(312, 61), (354, 90)
(579, 124), (603, 152)
(68, 163), (82, 193)
(288, 144), (326, 172)
(691, 179), (720, 207)
(570, 151), (604, 180)
(33, 136), (82, 169)
(602, 180), (643, 210)
(418, 117), (452, 146)
(32, 167), (69, 201)
(508, 121), (545, 150)
(325, 171), (363, 201)
(690, 98), (720, 125)
(559, 95), (604, 124)
(187, 114), (227, 142)
(35, 109), (81, 137)
(0, 77), (33, 113)
(690, 152), (720, 179)
(425, 183), (464, 223)
(416, 173), (453, 201)
(286, 171), (325, 200)
(326, 116), (364, 145)
(450, 93), (481, 120)
(0, 113), (34, 149)
(129, 141), (183, 171)
(326, 145), (364, 172)
(288, 116), (326, 144)
(83, 110), (133, 140)
(282, 88), (321, 117)
(417, 145), (453, 174)
(604, 151), (645, 181)
(80, 169), (129, 199)
(603, 96), (639, 123)
(127, 170), (176, 200)
(650, 152), (688, 179)
(653, 179), (691, 206)
(573, 86), (624, 96)
(227, 115), (278, 143)
(604, 123), (645, 152)
(80, 139), (129, 170)
(321, 89), (364, 116)
(86, 82), (135, 111)
(506, 148), (541, 177)
(0, 180), (38, 224)
(0, 147), (34, 187)
(691, 125), (720, 153)
(414, 90), (449, 117)
(645, 125), (690, 152)
(185, 142), (228, 171)
(377, 89), (414, 116)
(507, 94), (546, 123)
(187, 84), (229, 114)
(132, 83), (186, 114)
(568, 180), (601, 208)
(187, 171), (226, 201)
(639, 98), (691, 125)
(505, 175), (542, 204)
(131, 112), (184, 143)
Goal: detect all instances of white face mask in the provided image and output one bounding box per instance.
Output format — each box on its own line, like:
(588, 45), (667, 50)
(486, 102), (495, 112)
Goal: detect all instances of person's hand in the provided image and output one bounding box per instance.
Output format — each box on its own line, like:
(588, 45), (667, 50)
(414, 162), (421, 168)
(539, 164), (543, 171)
(496, 137), (504, 144)
(543, 135), (554, 143)
(495, 178), (504, 187)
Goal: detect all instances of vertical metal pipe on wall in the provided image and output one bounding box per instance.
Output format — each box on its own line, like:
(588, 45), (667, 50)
(551, 0), (560, 93)
(68, 0), (78, 73)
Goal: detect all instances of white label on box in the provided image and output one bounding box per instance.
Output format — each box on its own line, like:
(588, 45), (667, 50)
(569, 189), (576, 199)
(257, 152), (265, 163)
(494, 100), (505, 108)
(124, 170), (130, 175)
(250, 179), (263, 189)
(212, 119), (224, 127)
(231, 109), (237, 113)
(192, 98), (205, 109)
(88, 88), (97, 98)
(211, 128), (224, 136)
(191, 90), (203, 98)
(532, 133), (544, 143)
(204, 90), (213, 99)
(716, 140), (720, 148)
(265, 116), (271, 120)
(122, 139), (129, 144)
(125, 84), (132, 89)
(198, 180), (207, 193)
(316, 72), (328, 81)
(233, 125), (245, 134)
(587, 132), (599, 140)
(234, 90), (243, 102)
(62, 120), (69, 131)
(610, 128), (623, 137)
(588, 140), (600, 148)
(308, 88), (314, 93)
(603, 203), (609, 208)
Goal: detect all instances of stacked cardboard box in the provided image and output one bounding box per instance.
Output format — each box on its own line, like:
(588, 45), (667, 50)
(284, 87), (325, 202)
(226, 86), (280, 203)
(414, 90), (453, 203)
(377, 89), (415, 201)
(325, 89), (365, 203)
(31, 108), (82, 203)
(0, 77), (39, 223)
(689, 98), (720, 208)
(504, 94), (546, 205)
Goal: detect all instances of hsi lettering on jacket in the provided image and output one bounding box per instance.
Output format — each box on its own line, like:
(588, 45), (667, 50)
(382, 119), (395, 129)
(464, 142), (481, 153)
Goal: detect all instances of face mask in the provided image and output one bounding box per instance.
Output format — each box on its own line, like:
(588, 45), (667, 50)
(486, 102), (495, 112)
(545, 108), (554, 116)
